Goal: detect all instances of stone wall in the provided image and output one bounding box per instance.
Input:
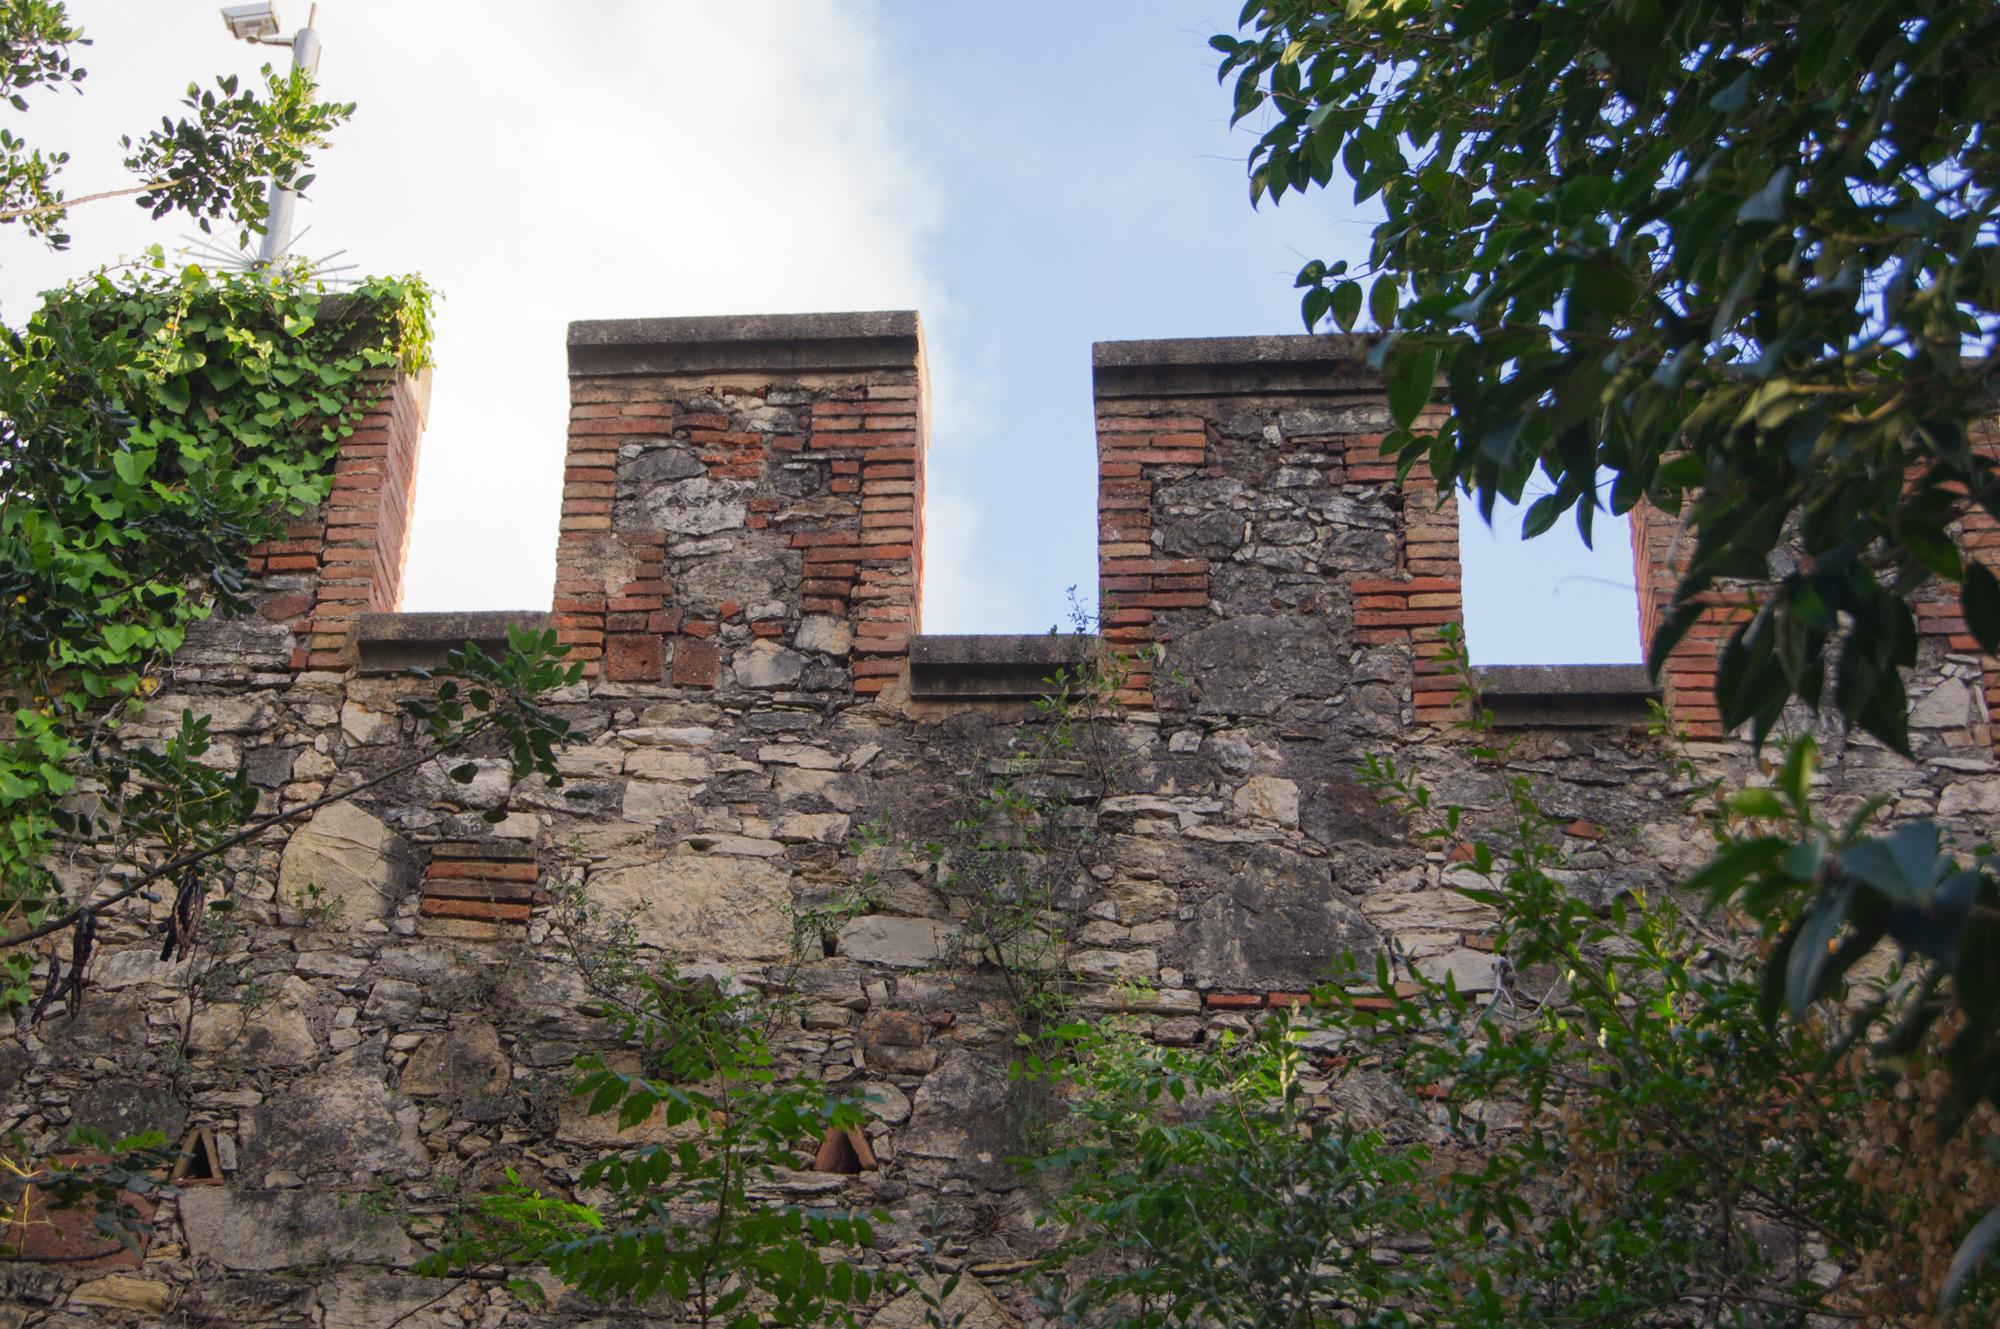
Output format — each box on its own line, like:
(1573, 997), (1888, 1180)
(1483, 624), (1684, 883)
(6, 313), (2000, 1327)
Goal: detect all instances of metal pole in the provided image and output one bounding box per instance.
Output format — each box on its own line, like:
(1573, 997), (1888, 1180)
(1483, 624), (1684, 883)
(255, 17), (320, 268)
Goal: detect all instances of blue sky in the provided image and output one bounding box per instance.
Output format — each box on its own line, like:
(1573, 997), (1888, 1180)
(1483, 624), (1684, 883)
(876, 4), (1642, 662)
(0, 1), (1640, 665)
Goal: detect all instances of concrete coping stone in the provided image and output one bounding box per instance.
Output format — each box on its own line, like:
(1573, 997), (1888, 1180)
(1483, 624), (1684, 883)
(1092, 332), (1384, 399)
(354, 611), (559, 675)
(1471, 663), (1659, 728)
(567, 311), (922, 377)
(909, 634), (1100, 700)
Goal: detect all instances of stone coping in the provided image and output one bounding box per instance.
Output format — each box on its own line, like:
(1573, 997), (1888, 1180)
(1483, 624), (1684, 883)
(909, 633), (1100, 700)
(354, 611), (559, 675)
(567, 311), (923, 377)
(1471, 663), (1658, 727)
(1092, 332), (1382, 398)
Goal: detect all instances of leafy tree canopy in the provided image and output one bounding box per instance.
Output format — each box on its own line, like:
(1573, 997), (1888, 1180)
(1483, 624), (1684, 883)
(0, 0), (351, 252)
(1219, 0), (2000, 753)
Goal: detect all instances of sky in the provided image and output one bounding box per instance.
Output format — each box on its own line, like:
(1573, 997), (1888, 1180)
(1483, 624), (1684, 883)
(0, 0), (1642, 666)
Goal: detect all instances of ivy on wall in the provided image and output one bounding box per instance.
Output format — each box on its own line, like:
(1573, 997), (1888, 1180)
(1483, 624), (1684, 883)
(0, 254), (435, 1007)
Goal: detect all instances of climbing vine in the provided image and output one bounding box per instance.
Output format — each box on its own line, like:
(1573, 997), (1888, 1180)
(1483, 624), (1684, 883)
(914, 604), (1140, 1049)
(0, 254), (434, 1008)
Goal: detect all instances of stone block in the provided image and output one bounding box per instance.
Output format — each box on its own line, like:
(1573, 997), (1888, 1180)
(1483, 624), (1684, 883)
(179, 1189), (416, 1272)
(591, 851), (793, 961)
(837, 915), (955, 967)
(899, 1050), (1022, 1185)
(796, 615), (854, 656)
(69, 1276), (171, 1315)
(734, 641), (806, 689)
(1231, 775), (1301, 827)
(237, 1064), (427, 1183)
(187, 987), (318, 1068)
(871, 1276), (1019, 1329)
(276, 802), (416, 929)
(319, 1274), (461, 1329)
(399, 1021), (510, 1102)
(1173, 843), (1377, 989)
(625, 749), (710, 781)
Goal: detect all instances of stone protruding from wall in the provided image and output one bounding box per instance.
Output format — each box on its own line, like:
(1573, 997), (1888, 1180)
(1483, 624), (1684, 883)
(244, 369), (431, 671)
(1092, 334), (1461, 722)
(557, 313), (926, 694)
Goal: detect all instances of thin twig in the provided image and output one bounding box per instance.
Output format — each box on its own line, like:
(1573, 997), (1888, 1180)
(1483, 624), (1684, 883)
(0, 179), (171, 223)
(1, 718), (493, 951)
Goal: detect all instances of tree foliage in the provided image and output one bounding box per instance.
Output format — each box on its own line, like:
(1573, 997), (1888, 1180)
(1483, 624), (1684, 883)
(1033, 634), (2000, 1325)
(418, 968), (883, 1328)
(0, 261), (435, 1009)
(1218, 0), (2000, 754)
(1216, 0), (2000, 1288)
(0, 0), (351, 251)
(1032, 1017), (1423, 1328)
(0, 1), (430, 1015)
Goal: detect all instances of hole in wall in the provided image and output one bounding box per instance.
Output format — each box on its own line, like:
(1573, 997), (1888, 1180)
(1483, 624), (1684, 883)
(811, 1125), (878, 1174)
(1457, 488), (1645, 666)
(170, 1126), (225, 1185)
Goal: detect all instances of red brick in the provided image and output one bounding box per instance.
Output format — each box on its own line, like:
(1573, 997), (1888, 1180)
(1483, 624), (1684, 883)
(604, 633), (664, 682)
(1101, 558), (1207, 576)
(1354, 609), (1456, 627)
(428, 860), (540, 882)
(671, 638), (720, 688)
(421, 897), (532, 924)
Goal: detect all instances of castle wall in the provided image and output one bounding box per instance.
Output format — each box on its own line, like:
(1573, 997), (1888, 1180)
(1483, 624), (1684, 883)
(7, 314), (2000, 1326)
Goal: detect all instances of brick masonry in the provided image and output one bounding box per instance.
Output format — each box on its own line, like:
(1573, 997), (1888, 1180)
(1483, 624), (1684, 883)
(246, 369), (431, 673)
(554, 316), (925, 697)
(11, 314), (2000, 1324)
(1632, 467), (2000, 745)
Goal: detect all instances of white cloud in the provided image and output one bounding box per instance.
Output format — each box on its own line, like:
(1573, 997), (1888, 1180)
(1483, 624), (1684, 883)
(0, 0), (947, 610)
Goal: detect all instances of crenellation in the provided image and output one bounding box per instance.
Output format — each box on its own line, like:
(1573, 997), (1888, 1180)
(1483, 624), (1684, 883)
(14, 311), (2000, 1324)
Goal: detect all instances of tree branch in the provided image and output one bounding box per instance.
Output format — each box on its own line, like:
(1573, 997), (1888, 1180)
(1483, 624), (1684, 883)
(0, 178), (171, 224)
(0, 718), (493, 953)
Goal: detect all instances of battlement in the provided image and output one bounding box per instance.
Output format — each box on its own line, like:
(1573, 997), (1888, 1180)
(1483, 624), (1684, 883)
(271, 309), (2000, 743)
(17, 311), (2000, 1319)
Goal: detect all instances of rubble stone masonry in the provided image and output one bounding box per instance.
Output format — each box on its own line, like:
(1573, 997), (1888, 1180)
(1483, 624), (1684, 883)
(5, 313), (2000, 1326)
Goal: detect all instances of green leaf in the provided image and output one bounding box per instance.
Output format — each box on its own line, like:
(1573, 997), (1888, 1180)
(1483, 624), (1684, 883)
(1302, 285), (1333, 330)
(1489, 19), (1541, 78)
(111, 450), (152, 486)
(1839, 821), (1943, 906)
(1330, 280), (1363, 333)
(1786, 884), (1853, 1015)
(1736, 167), (1792, 224)
(1368, 275), (1398, 331)
(1386, 347), (1437, 430)
(1519, 493), (1562, 538)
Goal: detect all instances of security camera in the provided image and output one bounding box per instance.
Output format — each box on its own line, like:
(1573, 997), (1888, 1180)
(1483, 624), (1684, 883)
(219, 3), (282, 42)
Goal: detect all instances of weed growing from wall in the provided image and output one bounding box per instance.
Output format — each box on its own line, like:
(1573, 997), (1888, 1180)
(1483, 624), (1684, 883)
(917, 600), (1138, 1049)
(1024, 625), (2000, 1325)
(418, 965), (884, 1328)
